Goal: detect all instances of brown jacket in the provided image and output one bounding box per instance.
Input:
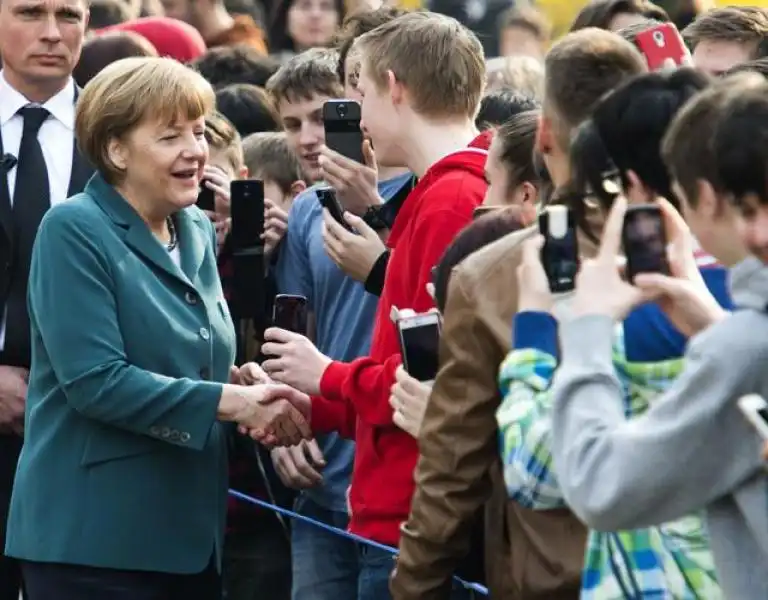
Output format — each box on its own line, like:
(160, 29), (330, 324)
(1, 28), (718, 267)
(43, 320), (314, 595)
(391, 225), (599, 599)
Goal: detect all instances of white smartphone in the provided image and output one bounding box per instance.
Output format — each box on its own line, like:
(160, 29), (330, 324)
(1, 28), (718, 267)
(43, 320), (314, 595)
(737, 394), (768, 440)
(397, 312), (442, 382)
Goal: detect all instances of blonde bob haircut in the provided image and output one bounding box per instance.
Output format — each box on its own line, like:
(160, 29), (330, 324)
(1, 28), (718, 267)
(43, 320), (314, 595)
(76, 57), (216, 184)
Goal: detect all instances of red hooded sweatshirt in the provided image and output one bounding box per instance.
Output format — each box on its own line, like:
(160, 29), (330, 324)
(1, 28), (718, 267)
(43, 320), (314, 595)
(311, 134), (490, 545)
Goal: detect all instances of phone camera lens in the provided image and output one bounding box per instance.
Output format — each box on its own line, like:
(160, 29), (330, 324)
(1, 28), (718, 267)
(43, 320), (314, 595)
(336, 103), (347, 118)
(653, 30), (664, 46)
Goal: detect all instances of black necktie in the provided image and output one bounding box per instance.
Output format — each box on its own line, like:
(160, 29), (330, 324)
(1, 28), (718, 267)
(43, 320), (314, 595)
(4, 106), (50, 365)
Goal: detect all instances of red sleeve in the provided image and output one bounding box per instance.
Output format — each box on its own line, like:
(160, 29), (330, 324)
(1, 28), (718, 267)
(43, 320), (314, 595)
(320, 179), (481, 428)
(310, 392), (357, 439)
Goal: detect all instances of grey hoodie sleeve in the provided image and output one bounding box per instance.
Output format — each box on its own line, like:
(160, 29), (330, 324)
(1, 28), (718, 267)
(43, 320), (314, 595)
(550, 313), (767, 531)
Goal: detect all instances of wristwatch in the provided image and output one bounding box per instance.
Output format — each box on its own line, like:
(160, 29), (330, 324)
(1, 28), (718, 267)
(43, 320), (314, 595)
(362, 204), (390, 231)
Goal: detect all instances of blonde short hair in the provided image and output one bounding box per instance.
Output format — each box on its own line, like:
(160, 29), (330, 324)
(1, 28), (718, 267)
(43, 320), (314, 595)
(355, 11), (485, 120)
(76, 57), (215, 183)
(485, 55), (545, 99)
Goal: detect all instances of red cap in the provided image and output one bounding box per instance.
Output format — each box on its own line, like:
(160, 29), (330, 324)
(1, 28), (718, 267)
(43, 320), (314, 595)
(98, 17), (206, 63)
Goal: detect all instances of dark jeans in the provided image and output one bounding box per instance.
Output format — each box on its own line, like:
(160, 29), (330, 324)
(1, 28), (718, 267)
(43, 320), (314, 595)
(358, 544), (477, 600)
(21, 558), (221, 600)
(290, 497), (359, 600)
(223, 527), (291, 600)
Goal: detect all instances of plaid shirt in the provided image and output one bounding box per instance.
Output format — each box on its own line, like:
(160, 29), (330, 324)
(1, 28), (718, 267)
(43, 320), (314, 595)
(497, 324), (722, 599)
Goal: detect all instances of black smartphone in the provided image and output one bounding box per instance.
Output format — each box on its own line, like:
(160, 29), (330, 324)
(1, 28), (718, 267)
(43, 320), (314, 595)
(317, 188), (353, 232)
(622, 204), (669, 284)
(323, 100), (365, 164)
(230, 180), (265, 252)
(273, 294), (309, 335)
(539, 205), (579, 293)
(197, 182), (215, 212)
(397, 312), (442, 382)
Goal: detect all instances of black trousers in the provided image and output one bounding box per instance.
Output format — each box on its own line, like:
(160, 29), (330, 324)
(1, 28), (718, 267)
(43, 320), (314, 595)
(21, 558), (222, 600)
(0, 434), (23, 600)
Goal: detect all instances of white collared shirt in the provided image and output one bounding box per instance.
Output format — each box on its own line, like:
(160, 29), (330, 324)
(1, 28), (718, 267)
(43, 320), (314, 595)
(0, 71), (76, 351)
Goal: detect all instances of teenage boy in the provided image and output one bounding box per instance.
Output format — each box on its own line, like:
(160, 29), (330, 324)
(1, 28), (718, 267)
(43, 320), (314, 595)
(261, 12), (488, 598)
(265, 39), (413, 600)
(546, 73), (768, 600)
(391, 28), (647, 599)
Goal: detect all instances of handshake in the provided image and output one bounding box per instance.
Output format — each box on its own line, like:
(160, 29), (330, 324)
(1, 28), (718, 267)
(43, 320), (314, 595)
(217, 362), (312, 447)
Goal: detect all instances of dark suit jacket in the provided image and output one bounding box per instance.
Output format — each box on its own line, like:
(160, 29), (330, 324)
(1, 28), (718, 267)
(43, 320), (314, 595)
(0, 84), (93, 368)
(5, 174), (237, 573)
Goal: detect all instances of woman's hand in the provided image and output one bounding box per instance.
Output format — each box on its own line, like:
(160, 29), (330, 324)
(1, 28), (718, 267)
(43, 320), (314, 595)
(322, 209), (386, 283)
(516, 234), (554, 314)
(261, 329), (331, 396)
(224, 383), (312, 447)
(389, 365), (432, 438)
(572, 196), (655, 321)
(633, 198), (728, 337)
(263, 199), (289, 257)
(229, 362), (271, 385)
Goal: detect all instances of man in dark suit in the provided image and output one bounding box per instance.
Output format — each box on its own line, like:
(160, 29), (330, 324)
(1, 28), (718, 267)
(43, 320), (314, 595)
(0, 0), (91, 596)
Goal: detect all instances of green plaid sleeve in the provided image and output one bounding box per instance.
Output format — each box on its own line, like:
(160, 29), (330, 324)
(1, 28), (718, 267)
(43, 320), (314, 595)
(497, 348), (565, 510)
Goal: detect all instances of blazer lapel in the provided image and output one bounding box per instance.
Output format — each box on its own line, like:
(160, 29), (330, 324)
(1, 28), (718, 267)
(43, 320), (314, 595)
(0, 131), (13, 246)
(175, 208), (209, 285)
(86, 175), (192, 287)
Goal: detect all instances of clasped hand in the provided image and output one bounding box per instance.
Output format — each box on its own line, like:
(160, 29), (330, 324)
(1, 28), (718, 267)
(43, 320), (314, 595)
(228, 363), (312, 447)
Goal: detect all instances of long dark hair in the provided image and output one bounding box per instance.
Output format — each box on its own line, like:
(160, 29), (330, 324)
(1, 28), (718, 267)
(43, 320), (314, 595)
(268, 0), (345, 54)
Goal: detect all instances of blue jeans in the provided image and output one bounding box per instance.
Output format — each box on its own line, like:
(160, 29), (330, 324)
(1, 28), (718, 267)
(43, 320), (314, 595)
(291, 497), (359, 600)
(357, 544), (478, 600)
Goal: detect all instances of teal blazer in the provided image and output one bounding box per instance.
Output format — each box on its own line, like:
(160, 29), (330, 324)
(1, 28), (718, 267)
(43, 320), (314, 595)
(5, 174), (237, 574)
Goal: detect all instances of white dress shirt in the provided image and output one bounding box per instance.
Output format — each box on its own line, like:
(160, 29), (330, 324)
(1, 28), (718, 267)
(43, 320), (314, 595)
(0, 71), (76, 351)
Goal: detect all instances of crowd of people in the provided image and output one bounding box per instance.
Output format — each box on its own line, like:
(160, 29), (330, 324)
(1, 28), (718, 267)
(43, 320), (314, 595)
(1, 0), (768, 599)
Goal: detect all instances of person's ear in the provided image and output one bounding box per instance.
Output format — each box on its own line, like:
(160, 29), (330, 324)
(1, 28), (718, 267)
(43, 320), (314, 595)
(511, 181), (539, 226)
(107, 138), (128, 173)
(290, 179), (307, 198)
(536, 114), (554, 155)
(386, 69), (405, 108)
(239, 166), (249, 179)
(696, 178), (720, 219)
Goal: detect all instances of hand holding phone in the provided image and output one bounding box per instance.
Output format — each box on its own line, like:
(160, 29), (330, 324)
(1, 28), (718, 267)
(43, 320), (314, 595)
(635, 23), (688, 71)
(622, 204), (669, 284)
(273, 294), (309, 335)
(197, 182), (215, 212)
(539, 206), (580, 293)
(738, 394), (768, 440)
(396, 311), (442, 382)
(323, 100), (365, 164)
(318, 188), (353, 232)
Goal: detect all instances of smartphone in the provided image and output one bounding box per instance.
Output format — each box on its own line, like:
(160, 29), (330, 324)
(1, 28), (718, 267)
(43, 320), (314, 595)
(230, 180), (265, 252)
(539, 205), (579, 293)
(197, 182), (215, 212)
(622, 204), (669, 284)
(317, 188), (353, 232)
(635, 23), (688, 71)
(323, 100), (365, 164)
(272, 294), (309, 335)
(473, 206), (499, 220)
(397, 312), (442, 382)
(738, 394), (768, 440)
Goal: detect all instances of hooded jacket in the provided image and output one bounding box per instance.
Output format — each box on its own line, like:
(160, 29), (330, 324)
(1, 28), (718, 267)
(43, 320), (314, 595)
(311, 135), (490, 545)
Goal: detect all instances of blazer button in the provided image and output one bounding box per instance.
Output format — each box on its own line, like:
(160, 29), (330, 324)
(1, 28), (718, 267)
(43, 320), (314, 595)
(199, 367), (210, 380)
(180, 432), (191, 443)
(169, 430), (181, 441)
(161, 427), (171, 439)
(185, 291), (198, 305)
(149, 426), (161, 436)
(199, 327), (210, 341)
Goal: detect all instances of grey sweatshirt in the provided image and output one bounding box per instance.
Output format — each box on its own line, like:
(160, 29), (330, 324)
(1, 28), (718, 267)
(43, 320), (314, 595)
(551, 257), (768, 599)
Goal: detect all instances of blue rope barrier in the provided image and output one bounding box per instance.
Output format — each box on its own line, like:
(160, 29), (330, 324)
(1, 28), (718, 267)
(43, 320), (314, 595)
(228, 488), (489, 596)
